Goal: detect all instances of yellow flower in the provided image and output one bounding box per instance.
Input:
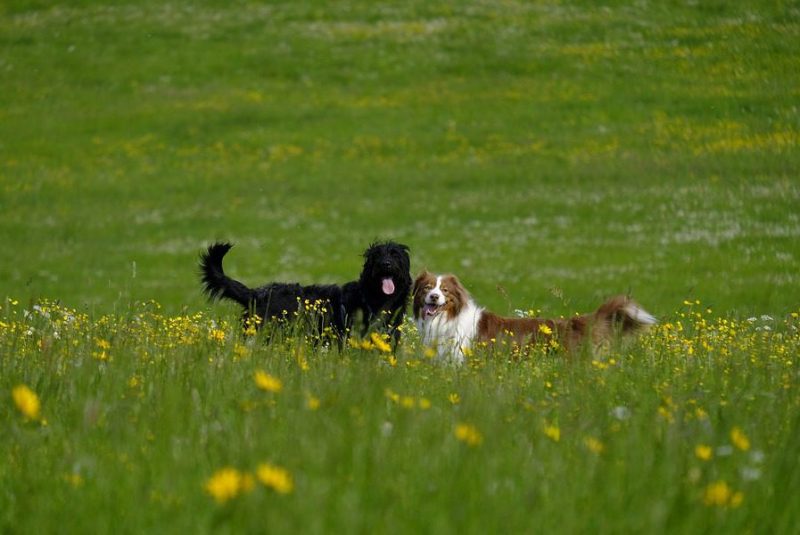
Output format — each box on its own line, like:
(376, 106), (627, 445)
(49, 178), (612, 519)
(695, 444), (713, 461)
(256, 463), (294, 494)
(584, 436), (605, 454)
(254, 370), (283, 393)
(730, 427), (750, 451)
(538, 323), (553, 335)
(306, 395), (321, 410)
(208, 328), (226, 343)
(12, 384), (41, 421)
(418, 398), (431, 410)
(448, 393), (461, 405)
(543, 424), (561, 442)
(454, 423), (483, 447)
(370, 332), (392, 353)
(423, 346), (437, 359)
(704, 482), (730, 505)
(233, 343), (250, 361)
(63, 472), (84, 488)
(204, 467), (253, 504)
(703, 481), (742, 507)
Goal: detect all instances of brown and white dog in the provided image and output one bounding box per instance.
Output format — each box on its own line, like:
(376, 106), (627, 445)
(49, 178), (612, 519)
(413, 271), (657, 364)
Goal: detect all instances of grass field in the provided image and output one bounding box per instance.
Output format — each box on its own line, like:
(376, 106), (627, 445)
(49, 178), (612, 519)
(2, 0), (799, 532)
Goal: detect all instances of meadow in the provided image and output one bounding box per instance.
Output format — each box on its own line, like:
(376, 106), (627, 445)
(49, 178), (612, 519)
(1, 0), (799, 532)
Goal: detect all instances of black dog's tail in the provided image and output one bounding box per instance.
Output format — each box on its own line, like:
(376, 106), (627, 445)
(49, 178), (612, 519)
(199, 242), (255, 307)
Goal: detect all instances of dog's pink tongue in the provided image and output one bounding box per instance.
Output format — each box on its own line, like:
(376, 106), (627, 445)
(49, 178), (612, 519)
(382, 277), (395, 295)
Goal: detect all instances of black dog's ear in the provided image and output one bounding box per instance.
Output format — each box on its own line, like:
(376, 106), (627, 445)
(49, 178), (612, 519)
(363, 241), (379, 259)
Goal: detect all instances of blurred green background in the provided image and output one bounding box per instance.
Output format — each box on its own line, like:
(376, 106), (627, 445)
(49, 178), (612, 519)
(1, 0), (798, 316)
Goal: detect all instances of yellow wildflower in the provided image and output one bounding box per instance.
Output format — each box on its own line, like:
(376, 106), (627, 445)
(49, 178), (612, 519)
(12, 384), (41, 421)
(448, 393), (461, 405)
(254, 370), (283, 393)
(538, 323), (553, 335)
(423, 346), (437, 359)
(543, 424), (561, 442)
(208, 328), (226, 343)
(584, 436), (605, 454)
(703, 481), (731, 507)
(306, 395), (321, 411)
(418, 398), (431, 410)
(703, 480), (740, 507)
(695, 444), (713, 461)
(63, 473), (84, 488)
(233, 343), (250, 361)
(730, 427), (750, 451)
(204, 467), (252, 504)
(370, 332), (392, 353)
(256, 463), (294, 494)
(454, 423), (483, 447)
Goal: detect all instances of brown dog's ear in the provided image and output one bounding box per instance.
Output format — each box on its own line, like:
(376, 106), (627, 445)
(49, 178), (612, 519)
(412, 270), (434, 297)
(442, 274), (469, 302)
(412, 271), (434, 319)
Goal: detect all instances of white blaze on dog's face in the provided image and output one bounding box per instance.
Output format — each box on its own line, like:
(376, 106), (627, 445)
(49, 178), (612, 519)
(413, 272), (468, 321)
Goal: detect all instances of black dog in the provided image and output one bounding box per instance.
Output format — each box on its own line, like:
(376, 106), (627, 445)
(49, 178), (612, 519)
(199, 241), (411, 346)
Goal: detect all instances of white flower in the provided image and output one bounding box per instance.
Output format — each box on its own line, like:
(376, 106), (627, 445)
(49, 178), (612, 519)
(381, 421), (394, 437)
(611, 406), (631, 420)
(740, 467), (762, 481)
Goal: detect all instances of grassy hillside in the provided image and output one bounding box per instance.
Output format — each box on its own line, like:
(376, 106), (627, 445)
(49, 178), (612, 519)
(1, 0), (798, 317)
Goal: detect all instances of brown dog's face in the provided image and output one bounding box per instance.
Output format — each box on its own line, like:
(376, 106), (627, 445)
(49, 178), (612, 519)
(412, 271), (468, 320)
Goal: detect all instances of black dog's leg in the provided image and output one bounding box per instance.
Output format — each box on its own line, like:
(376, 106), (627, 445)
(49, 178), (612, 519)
(387, 309), (405, 349)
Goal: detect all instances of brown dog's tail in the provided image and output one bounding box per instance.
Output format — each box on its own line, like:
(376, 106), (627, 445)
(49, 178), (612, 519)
(594, 295), (657, 334)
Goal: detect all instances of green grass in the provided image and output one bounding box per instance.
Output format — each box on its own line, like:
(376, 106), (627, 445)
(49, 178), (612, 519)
(1, 0), (799, 532)
(2, 303), (799, 533)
